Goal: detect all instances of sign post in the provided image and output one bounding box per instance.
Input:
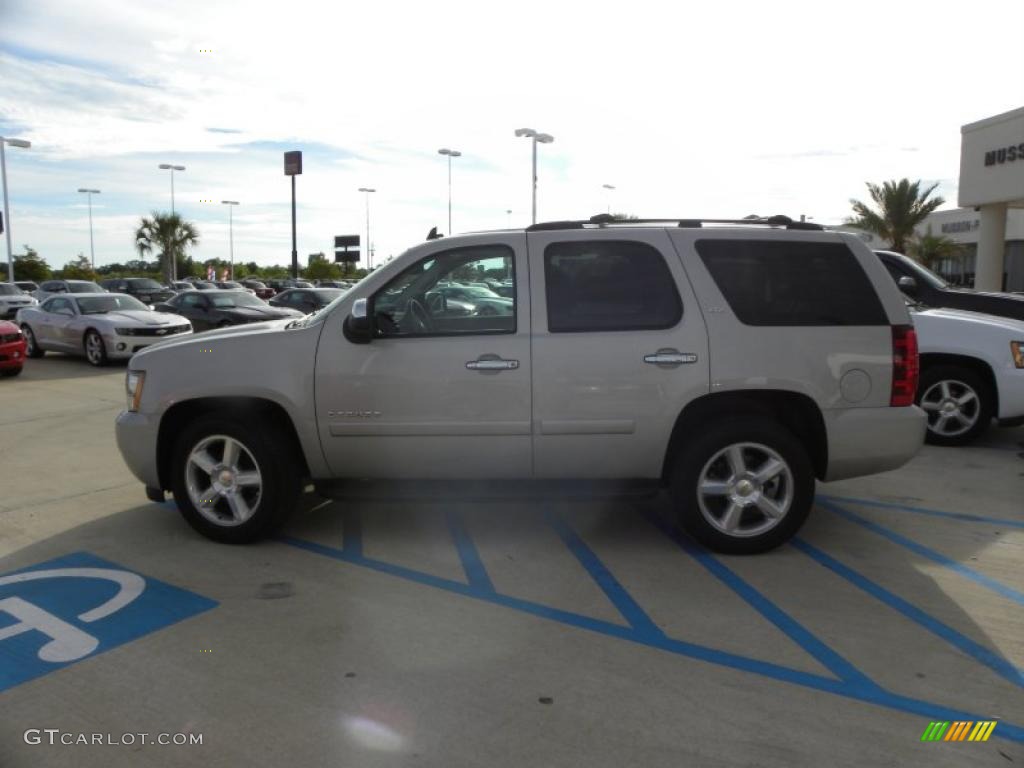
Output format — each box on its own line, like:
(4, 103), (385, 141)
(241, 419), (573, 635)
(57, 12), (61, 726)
(284, 151), (302, 279)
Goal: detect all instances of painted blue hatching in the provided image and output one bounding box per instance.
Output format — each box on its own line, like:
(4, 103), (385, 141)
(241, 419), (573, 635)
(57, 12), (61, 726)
(818, 494), (1024, 530)
(543, 507), (663, 638)
(445, 509), (495, 593)
(819, 499), (1024, 607)
(792, 537), (1024, 689)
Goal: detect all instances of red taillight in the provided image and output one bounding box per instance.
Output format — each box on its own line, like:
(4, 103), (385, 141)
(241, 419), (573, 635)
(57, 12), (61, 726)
(891, 325), (919, 407)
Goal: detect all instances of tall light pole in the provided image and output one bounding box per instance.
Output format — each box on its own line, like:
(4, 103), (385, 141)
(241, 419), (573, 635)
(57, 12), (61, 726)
(222, 201), (239, 279)
(437, 148), (461, 235)
(358, 188), (376, 270)
(158, 164), (185, 281)
(514, 128), (554, 224)
(2, 137), (31, 283)
(77, 188), (100, 269)
(602, 183), (616, 214)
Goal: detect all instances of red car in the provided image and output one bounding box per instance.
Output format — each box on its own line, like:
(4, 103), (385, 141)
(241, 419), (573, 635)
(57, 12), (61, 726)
(0, 320), (26, 377)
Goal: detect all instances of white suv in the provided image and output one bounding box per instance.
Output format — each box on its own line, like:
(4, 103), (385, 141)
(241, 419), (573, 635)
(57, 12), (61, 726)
(115, 215), (926, 553)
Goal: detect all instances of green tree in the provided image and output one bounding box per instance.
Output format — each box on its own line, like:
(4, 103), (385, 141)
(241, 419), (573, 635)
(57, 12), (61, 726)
(846, 179), (945, 254)
(0, 245), (52, 282)
(60, 254), (97, 281)
(133, 212), (200, 282)
(910, 226), (963, 271)
(304, 254), (342, 281)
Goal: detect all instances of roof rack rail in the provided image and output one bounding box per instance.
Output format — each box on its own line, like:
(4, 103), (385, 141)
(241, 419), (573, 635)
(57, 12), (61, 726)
(525, 214), (824, 232)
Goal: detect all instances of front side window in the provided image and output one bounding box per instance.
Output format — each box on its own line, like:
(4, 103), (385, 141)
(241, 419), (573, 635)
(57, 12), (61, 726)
(180, 293), (206, 308)
(372, 245), (515, 337)
(49, 298), (75, 315)
(544, 240), (682, 333)
(210, 292), (264, 308)
(696, 239), (888, 326)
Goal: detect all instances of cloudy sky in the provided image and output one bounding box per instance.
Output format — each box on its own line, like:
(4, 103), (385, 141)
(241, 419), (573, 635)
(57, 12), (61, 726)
(1, 0), (1022, 271)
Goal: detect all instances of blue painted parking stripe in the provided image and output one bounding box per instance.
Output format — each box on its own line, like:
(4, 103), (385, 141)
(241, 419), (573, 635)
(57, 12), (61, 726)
(792, 537), (1024, 689)
(342, 508), (363, 557)
(543, 507), (663, 637)
(445, 509), (495, 592)
(642, 509), (878, 691)
(818, 494), (1024, 530)
(279, 533), (1024, 744)
(819, 499), (1024, 607)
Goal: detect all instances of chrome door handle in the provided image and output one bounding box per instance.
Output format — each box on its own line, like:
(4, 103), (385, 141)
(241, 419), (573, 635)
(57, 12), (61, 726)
(643, 351), (698, 366)
(466, 358), (519, 371)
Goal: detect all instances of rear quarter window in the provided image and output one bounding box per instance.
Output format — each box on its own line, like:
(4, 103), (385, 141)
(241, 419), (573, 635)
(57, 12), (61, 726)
(695, 239), (888, 326)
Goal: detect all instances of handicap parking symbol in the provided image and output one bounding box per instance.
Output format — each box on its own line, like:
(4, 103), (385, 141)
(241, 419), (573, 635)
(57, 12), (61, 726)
(0, 552), (217, 693)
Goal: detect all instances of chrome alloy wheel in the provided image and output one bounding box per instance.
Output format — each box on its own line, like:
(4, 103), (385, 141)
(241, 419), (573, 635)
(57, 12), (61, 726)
(185, 434), (263, 526)
(919, 379), (980, 438)
(696, 442), (794, 538)
(85, 332), (104, 365)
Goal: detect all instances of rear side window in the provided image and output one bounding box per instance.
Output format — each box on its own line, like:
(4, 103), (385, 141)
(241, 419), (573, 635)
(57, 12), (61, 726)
(695, 239), (888, 326)
(544, 240), (682, 332)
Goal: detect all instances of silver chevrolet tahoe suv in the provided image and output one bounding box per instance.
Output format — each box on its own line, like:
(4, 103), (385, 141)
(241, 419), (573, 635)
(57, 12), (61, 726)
(115, 215), (926, 553)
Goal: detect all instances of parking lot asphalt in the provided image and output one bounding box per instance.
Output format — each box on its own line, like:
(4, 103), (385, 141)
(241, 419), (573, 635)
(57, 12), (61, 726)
(0, 356), (1022, 767)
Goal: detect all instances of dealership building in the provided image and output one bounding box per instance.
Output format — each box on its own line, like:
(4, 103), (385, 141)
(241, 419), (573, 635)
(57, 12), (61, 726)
(843, 105), (1024, 292)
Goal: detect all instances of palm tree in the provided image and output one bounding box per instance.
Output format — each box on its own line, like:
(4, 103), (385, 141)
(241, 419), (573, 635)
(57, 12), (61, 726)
(134, 212), (199, 282)
(846, 179), (945, 254)
(910, 226), (964, 276)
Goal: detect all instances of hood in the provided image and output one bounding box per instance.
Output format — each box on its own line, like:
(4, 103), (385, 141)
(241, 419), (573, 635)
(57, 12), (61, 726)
(946, 287), (1024, 303)
(130, 317), (297, 360)
(915, 306), (1024, 335)
(221, 305), (302, 318)
(104, 310), (186, 326)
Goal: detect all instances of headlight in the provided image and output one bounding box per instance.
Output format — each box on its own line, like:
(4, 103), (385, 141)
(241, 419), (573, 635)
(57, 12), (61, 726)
(115, 328), (131, 336)
(126, 370), (145, 412)
(1012, 341), (1024, 369)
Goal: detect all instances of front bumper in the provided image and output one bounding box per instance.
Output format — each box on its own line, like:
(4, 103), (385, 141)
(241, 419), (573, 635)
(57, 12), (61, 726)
(115, 410), (161, 489)
(0, 339), (26, 368)
(823, 405), (926, 482)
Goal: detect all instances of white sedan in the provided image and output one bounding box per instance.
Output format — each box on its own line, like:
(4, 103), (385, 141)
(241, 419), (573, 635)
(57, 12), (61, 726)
(17, 293), (192, 366)
(910, 301), (1024, 445)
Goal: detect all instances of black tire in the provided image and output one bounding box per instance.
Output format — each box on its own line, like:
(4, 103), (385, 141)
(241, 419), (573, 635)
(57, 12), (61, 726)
(170, 414), (302, 543)
(669, 417), (815, 554)
(83, 329), (108, 367)
(917, 365), (993, 446)
(21, 325), (44, 358)
(1, 366), (22, 377)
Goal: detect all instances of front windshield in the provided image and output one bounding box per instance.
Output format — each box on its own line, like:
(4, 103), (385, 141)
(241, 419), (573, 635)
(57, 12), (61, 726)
(77, 295), (149, 314)
(0, 283), (23, 295)
(900, 255), (950, 290)
(210, 292), (265, 308)
(127, 278), (164, 290)
(69, 282), (104, 293)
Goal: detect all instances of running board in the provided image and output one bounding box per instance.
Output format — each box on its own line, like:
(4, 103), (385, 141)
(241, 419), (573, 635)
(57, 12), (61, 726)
(312, 479), (664, 503)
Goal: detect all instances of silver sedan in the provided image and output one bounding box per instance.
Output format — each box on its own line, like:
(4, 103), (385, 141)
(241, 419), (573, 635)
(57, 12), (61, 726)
(17, 293), (192, 366)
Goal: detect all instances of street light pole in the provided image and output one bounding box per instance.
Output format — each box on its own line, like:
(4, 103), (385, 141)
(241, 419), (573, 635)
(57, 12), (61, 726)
(1, 137), (31, 283)
(222, 201), (239, 279)
(358, 187), (376, 270)
(77, 188), (100, 269)
(602, 184), (616, 214)
(437, 148), (461, 235)
(514, 128), (554, 224)
(158, 164), (185, 280)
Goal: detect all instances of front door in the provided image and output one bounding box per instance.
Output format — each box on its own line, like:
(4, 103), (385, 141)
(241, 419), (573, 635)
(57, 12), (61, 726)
(315, 235), (532, 479)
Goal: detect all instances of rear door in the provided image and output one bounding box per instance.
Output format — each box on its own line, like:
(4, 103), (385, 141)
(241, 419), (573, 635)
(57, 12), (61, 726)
(528, 229), (710, 478)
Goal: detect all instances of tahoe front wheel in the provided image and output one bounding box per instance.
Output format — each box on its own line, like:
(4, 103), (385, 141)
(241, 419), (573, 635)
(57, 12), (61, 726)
(670, 418), (814, 554)
(170, 415), (301, 543)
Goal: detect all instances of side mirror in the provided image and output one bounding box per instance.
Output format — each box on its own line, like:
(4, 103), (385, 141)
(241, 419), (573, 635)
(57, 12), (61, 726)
(343, 297), (373, 344)
(897, 276), (918, 296)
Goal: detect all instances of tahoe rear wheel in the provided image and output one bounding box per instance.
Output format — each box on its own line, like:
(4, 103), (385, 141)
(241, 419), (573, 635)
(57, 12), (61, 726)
(917, 365), (992, 446)
(170, 415), (301, 543)
(670, 418), (814, 554)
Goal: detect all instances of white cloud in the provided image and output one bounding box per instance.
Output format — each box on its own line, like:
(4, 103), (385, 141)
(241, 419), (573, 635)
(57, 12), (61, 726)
(0, 0), (1021, 268)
